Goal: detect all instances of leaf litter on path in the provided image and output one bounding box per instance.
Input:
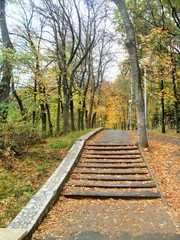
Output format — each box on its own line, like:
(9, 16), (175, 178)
(33, 130), (180, 239)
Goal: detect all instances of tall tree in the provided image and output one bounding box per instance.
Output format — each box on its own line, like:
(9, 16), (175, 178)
(40, 0), (96, 134)
(112, 0), (148, 147)
(0, 0), (14, 103)
(132, 0), (180, 133)
(128, 0), (180, 133)
(10, 0), (54, 135)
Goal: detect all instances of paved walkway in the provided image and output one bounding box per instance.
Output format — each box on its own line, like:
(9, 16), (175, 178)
(91, 130), (132, 144)
(33, 130), (179, 240)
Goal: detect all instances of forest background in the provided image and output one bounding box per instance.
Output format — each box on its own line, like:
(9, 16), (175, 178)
(0, 0), (179, 150)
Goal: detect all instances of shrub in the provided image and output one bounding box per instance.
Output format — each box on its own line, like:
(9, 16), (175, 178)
(0, 121), (42, 157)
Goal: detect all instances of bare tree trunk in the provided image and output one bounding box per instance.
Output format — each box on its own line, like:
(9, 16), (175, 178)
(12, 82), (26, 118)
(160, 80), (166, 133)
(88, 92), (95, 128)
(92, 112), (96, 128)
(112, 0), (148, 147)
(70, 95), (75, 132)
(32, 79), (37, 125)
(173, 81), (179, 134)
(128, 78), (133, 130)
(40, 103), (47, 133)
(56, 77), (61, 136)
(77, 106), (81, 131)
(46, 102), (53, 136)
(63, 94), (69, 135)
(0, 0), (14, 103)
(171, 59), (179, 133)
(63, 74), (69, 135)
(81, 98), (86, 130)
(85, 110), (88, 127)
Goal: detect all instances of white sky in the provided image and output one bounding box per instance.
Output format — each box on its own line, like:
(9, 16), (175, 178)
(6, 0), (127, 83)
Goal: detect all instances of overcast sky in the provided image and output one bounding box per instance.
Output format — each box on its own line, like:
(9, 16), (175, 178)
(6, 0), (128, 83)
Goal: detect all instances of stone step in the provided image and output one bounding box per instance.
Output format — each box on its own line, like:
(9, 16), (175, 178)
(68, 183), (156, 188)
(64, 191), (161, 199)
(85, 152), (141, 155)
(85, 147), (139, 151)
(86, 144), (137, 147)
(77, 164), (146, 169)
(78, 170), (148, 175)
(83, 156), (142, 159)
(83, 160), (143, 164)
(71, 176), (152, 181)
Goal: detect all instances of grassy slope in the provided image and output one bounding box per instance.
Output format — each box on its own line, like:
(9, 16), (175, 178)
(0, 129), (92, 227)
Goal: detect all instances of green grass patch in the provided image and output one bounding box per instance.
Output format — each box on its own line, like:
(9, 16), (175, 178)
(49, 140), (69, 149)
(36, 165), (45, 172)
(49, 129), (93, 150)
(32, 144), (40, 148)
(14, 184), (33, 198)
(0, 128), (94, 227)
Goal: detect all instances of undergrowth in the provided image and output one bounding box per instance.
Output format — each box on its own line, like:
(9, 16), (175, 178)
(149, 128), (180, 138)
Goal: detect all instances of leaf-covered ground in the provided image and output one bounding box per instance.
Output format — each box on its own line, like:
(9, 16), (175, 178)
(129, 130), (180, 228)
(142, 131), (180, 228)
(0, 129), (92, 227)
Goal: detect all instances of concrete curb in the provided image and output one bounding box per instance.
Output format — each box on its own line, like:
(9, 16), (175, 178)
(0, 228), (27, 240)
(1, 128), (102, 240)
